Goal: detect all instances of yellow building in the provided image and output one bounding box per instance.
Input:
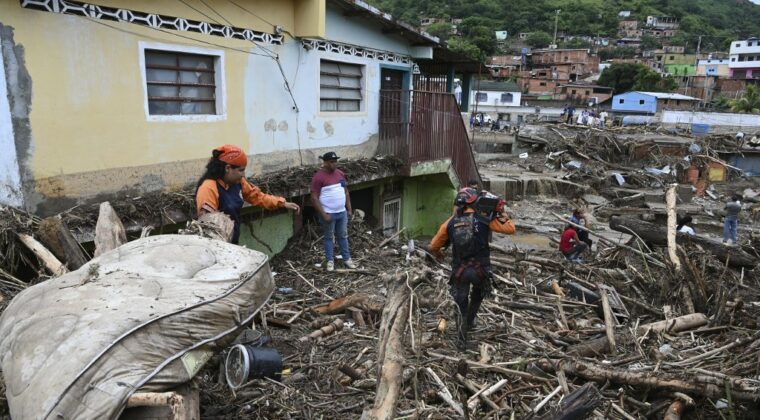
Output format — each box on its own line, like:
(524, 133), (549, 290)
(0, 0), (337, 214)
(1, 0), (483, 256)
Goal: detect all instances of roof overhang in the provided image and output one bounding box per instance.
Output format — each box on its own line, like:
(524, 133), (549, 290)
(328, 0), (439, 47)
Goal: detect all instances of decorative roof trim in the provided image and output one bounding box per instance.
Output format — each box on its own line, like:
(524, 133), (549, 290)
(20, 0), (284, 45)
(302, 38), (411, 64)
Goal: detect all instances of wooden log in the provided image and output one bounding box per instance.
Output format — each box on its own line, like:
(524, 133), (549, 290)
(36, 216), (88, 270)
(426, 368), (464, 416)
(364, 269), (428, 420)
(313, 293), (384, 315)
(127, 391), (186, 420)
(611, 193), (646, 207)
(467, 378), (508, 411)
(568, 314), (708, 357)
(537, 382), (602, 420)
(299, 319), (343, 341)
(16, 233), (68, 277)
(94, 202), (126, 257)
(556, 358), (760, 402)
(609, 216), (758, 267)
(666, 186), (681, 272)
(639, 313), (708, 334)
(454, 374), (500, 412)
(598, 286), (617, 355)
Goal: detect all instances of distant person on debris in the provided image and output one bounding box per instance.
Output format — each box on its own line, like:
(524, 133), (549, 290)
(565, 105), (575, 124)
(569, 209), (592, 249)
(599, 111), (609, 128)
(196, 144), (301, 244)
(677, 215), (696, 236)
(723, 195), (742, 245)
(430, 188), (516, 350)
(311, 152), (356, 271)
(559, 224), (587, 263)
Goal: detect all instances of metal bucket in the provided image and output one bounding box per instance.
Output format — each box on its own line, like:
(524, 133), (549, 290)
(225, 344), (283, 389)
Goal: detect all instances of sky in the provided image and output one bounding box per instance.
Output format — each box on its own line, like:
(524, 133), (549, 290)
(752, 0), (760, 4)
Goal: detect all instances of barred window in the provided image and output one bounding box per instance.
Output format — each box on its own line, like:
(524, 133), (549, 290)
(144, 49), (218, 115)
(320, 60), (363, 112)
(500, 93), (514, 103)
(476, 92), (488, 102)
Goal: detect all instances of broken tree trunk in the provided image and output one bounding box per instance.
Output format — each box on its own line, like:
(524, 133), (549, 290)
(554, 358), (760, 402)
(639, 313), (708, 334)
(567, 314), (708, 356)
(36, 216), (88, 270)
(16, 233), (68, 277)
(666, 186), (681, 272)
(313, 293), (385, 315)
(94, 202), (127, 257)
(363, 268), (428, 420)
(609, 216), (759, 267)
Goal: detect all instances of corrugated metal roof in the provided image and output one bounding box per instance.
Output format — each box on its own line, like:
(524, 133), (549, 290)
(474, 81), (520, 92)
(635, 91), (700, 101)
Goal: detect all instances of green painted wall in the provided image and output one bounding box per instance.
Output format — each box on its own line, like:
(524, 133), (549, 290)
(665, 64), (695, 76)
(238, 211), (294, 258)
(401, 173), (457, 237)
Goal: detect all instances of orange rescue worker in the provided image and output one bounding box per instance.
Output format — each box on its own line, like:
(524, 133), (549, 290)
(195, 145), (300, 244)
(430, 188), (515, 349)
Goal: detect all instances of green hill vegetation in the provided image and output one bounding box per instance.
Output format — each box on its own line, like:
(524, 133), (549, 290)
(369, 0), (760, 59)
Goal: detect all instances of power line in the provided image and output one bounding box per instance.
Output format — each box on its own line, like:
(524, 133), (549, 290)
(227, 0), (277, 29)
(82, 16), (272, 58)
(174, 0), (221, 25)
(189, 0), (277, 60)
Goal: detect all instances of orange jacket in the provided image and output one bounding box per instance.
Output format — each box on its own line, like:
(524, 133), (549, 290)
(196, 178), (285, 216)
(430, 210), (515, 254)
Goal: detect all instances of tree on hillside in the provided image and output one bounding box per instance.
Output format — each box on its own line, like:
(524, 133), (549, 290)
(730, 84), (760, 114)
(598, 63), (677, 93)
(425, 22), (453, 41)
(640, 35), (661, 51)
(526, 31), (553, 48)
(447, 37), (481, 61)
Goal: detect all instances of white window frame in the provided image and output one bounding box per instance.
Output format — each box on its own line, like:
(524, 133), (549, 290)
(382, 197), (402, 236)
(138, 41), (226, 122)
(318, 57), (367, 116)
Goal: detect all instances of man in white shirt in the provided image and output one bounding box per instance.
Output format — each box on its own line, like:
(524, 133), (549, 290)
(310, 152), (356, 271)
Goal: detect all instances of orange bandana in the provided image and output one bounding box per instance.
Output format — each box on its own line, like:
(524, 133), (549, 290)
(215, 144), (248, 167)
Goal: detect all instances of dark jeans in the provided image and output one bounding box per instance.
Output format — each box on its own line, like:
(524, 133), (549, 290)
(562, 242), (587, 259)
(577, 229), (593, 248)
(450, 265), (491, 343)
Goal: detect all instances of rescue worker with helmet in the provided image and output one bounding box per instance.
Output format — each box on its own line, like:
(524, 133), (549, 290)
(429, 187), (516, 349)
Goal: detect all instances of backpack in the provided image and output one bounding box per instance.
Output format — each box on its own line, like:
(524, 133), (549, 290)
(450, 213), (478, 259)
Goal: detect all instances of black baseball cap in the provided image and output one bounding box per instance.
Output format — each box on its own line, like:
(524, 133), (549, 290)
(320, 151), (340, 161)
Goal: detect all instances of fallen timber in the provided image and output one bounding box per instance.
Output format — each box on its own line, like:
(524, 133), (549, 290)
(609, 216), (759, 267)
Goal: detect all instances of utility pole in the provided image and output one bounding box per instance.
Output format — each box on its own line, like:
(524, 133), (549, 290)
(552, 9), (561, 49)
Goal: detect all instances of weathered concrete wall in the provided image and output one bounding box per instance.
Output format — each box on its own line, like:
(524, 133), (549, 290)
(402, 168), (457, 237)
(239, 211), (294, 258)
(0, 26), (24, 207)
(661, 110), (760, 133)
(0, 0), (411, 215)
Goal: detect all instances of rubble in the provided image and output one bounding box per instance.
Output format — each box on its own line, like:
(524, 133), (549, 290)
(1, 126), (760, 419)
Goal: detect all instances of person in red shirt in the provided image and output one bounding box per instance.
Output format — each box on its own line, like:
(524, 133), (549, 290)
(310, 152), (355, 271)
(195, 144), (300, 244)
(559, 225), (587, 262)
